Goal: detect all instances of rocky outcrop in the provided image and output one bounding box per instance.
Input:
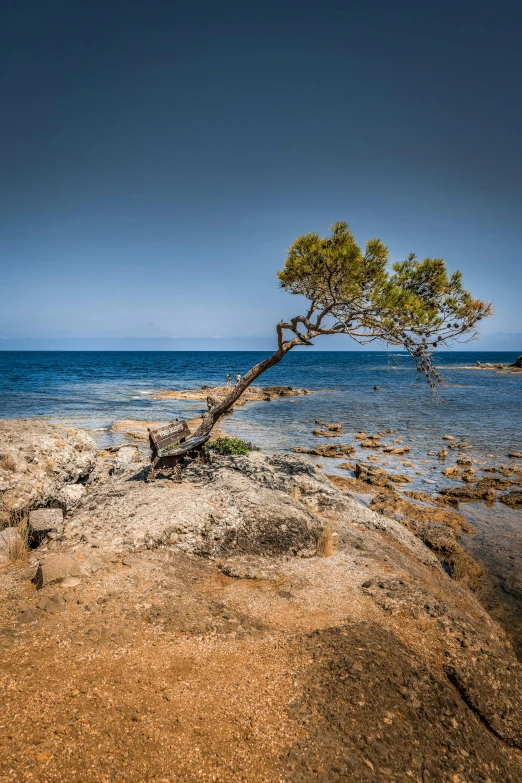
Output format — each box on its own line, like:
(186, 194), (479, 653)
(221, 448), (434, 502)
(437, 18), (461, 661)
(2, 445), (522, 781)
(153, 385), (314, 406)
(0, 420), (98, 521)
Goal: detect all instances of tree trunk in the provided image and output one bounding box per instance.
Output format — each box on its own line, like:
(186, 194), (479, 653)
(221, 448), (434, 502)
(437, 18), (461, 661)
(194, 346), (290, 437)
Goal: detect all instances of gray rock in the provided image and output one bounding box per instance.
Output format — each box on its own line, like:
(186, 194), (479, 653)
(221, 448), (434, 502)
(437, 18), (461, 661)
(56, 484), (86, 511)
(28, 508), (64, 544)
(113, 445), (140, 475)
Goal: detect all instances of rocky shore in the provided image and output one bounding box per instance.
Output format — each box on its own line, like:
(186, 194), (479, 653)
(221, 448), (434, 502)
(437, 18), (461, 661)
(1, 420), (522, 781)
(455, 355), (522, 374)
(153, 384), (315, 406)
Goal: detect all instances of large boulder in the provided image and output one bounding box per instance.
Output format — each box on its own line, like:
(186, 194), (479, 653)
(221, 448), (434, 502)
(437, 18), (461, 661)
(0, 420), (97, 520)
(513, 355), (522, 368)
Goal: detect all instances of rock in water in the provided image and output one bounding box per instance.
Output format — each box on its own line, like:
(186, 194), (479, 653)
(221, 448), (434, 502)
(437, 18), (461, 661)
(501, 490), (522, 507)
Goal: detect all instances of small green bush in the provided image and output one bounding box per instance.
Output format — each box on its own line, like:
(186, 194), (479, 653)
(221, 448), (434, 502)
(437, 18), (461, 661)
(207, 437), (258, 456)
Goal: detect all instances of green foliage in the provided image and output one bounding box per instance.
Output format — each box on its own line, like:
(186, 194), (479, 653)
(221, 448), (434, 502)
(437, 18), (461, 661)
(207, 437), (258, 456)
(277, 222), (492, 386)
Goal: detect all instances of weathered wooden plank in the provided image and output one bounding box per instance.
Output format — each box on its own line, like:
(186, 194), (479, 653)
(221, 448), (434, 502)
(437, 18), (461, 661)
(158, 434), (210, 457)
(149, 421), (191, 451)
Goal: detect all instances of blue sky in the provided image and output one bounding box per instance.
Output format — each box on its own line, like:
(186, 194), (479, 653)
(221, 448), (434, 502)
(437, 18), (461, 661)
(1, 0), (521, 350)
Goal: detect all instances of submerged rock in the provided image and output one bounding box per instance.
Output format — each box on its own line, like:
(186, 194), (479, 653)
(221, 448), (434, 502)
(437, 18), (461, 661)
(439, 485), (496, 504)
(501, 490), (522, 508)
(292, 443), (356, 458)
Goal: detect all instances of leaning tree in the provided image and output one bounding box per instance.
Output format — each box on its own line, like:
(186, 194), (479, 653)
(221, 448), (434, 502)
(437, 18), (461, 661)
(195, 222), (492, 437)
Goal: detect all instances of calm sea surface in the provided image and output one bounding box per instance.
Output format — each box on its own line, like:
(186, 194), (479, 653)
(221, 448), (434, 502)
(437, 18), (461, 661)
(1, 350), (521, 650)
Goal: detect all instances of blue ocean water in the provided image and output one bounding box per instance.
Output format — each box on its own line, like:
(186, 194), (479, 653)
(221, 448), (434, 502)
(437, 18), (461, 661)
(0, 350), (520, 456)
(1, 350), (521, 647)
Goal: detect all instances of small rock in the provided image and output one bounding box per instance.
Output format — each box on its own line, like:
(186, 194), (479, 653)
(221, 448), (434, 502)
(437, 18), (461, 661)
(34, 554), (80, 589)
(28, 508), (64, 545)
(56, 484), (86, 512)
(113, 445), (140, 475)
(443, 434), (455, 441)
(501, 490), (522, 507)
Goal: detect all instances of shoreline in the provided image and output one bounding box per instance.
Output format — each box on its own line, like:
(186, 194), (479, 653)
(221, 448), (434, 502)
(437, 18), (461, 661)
(12, 377), (522, 653)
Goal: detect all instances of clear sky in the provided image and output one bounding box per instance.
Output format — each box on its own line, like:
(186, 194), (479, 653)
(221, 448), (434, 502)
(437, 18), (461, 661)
(1, 0), (521, 350)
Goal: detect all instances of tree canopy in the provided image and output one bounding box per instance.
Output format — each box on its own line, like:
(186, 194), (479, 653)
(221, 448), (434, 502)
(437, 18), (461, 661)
(196, 221), (492, 436)
(277, 221), (492, 386)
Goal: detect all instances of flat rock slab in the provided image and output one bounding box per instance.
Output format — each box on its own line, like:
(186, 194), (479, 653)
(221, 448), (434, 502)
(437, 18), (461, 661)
(34, 554), (80, 589)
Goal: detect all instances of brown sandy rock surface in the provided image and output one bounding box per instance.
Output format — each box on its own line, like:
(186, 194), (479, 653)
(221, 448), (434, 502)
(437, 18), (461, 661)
(1, 449), (522, 781)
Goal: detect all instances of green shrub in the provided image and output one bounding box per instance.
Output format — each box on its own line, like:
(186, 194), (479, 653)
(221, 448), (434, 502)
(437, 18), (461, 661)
(207, 437), (258, 456)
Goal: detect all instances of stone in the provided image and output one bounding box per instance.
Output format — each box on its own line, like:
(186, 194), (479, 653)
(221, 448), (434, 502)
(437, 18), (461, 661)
(508, 450), (522, 459)
(56, 484), (86, 511)
(292, 444), (356, 458)
(34, 554), (80, 589)
(113, 445), (140, 475)
(28, 508), (64, 544)
(442, 435), (455, 441)
(442, 465), (462, 478)
(326, 423), (343, 432)
(438, 486), (496, 504)
(354, 464), (392, 488)
(500, 490), (522, 507)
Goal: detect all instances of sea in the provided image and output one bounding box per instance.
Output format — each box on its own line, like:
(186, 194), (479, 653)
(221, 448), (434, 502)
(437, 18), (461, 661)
(1, 350), (521, 652)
